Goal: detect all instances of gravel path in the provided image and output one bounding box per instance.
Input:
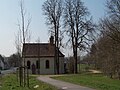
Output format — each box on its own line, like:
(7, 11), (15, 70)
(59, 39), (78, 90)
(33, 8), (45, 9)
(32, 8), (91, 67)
(37, 75), (95, 90)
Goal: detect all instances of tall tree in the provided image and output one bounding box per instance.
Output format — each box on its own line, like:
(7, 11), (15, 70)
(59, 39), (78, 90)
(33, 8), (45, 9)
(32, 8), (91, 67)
(16, 0), (31, 86)
(63, 0), (95, 73)
(42, 0), (63, 74)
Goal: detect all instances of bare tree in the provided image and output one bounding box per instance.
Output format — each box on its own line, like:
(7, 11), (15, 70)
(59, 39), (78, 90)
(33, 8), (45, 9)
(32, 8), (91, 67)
(97, 0), (120, 79)
(89, 34), (120, 79)
(15, 0), (31, 56)
(63, 0), (95, 73)
(15, 0), (31, 87)
(42, 0), (63, 74)
(100, 0), (120, 43)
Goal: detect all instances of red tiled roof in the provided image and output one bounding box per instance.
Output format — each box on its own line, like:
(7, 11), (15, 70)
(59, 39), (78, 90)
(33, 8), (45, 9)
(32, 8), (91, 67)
(22, 43), (64, 58)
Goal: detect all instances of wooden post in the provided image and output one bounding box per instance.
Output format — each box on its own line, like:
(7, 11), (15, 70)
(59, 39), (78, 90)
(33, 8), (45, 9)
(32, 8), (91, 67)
(26, 66), (29, 87)
(19, 67), (23, 86)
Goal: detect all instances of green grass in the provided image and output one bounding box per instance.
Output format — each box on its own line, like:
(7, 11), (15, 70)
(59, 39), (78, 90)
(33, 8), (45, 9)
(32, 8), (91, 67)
(52, 73), (120, 90)
(0, 74), (57, 90)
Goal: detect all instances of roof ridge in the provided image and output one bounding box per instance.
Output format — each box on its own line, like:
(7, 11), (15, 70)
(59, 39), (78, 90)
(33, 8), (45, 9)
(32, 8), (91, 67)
(24, 43), (49, 45)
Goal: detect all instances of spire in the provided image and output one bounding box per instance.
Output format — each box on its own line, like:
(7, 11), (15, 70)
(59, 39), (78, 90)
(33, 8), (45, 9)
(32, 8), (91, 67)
(50, 36), (54, 45)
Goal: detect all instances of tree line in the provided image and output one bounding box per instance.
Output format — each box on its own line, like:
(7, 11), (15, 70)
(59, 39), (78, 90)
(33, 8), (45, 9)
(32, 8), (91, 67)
(87, 0), (120, 79)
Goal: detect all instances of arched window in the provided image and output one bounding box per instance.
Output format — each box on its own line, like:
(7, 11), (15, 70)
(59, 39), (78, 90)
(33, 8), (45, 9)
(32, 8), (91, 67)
(46, 60), (49, 69)
(36, 60), (39, 69)
(27, 61), (31, 69)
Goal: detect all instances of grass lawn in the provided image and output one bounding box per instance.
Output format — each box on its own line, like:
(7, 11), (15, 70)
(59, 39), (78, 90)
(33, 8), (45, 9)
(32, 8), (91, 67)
(0, 74), (57, 90)
(52, 73), (120, 90)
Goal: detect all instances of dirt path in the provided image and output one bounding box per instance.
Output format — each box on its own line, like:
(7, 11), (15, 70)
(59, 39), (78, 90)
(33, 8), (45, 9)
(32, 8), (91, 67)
(37, 75), (95, 90)
(89, 70), (101, 74)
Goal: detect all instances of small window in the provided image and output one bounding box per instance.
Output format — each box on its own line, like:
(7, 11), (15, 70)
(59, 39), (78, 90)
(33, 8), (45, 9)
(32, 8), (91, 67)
(27, 61), (31, 69)
(46, 60), (50, 69)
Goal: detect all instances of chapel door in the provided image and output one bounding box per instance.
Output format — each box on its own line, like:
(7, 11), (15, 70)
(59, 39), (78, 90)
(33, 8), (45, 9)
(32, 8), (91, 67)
(32, 63), (36, 74)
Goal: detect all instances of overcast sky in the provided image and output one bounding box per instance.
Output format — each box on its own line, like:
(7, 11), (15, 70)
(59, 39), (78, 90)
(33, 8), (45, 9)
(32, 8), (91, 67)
(0, 0), (105, 57)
